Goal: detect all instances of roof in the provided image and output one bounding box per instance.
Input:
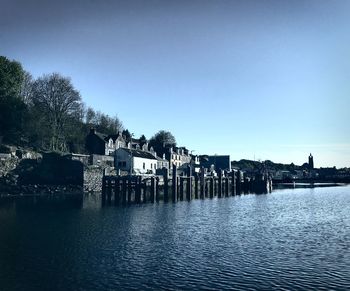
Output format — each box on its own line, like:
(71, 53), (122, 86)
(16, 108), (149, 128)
(105, 133), (124, 142)
(94, 132), (107, 141)
(119, 148), (157, 160)
(155, 156), (168, 161)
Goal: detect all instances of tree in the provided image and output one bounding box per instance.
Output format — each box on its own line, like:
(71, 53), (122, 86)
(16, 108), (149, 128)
(139, 134), (147, 147)
(122, 129), (132, 142)
(0, 56), (24, 99)
(85, 107), (123, 135)
(20, 71), (33, 105)
(149, 130), (176, 155)
(31, 73), (82, 151)
(0, 56), (27, 143)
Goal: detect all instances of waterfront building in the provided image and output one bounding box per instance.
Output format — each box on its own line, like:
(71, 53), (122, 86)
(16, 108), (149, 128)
(114, 147), (158, 175)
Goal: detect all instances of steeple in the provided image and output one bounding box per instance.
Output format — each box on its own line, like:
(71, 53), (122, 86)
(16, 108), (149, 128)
(308, 153), (314, 170)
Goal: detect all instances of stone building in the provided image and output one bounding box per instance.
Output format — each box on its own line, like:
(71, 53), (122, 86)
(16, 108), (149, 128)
(86, 128), (126, 156)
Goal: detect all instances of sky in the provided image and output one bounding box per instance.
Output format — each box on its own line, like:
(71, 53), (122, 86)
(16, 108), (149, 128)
(1, 0), (349, 167)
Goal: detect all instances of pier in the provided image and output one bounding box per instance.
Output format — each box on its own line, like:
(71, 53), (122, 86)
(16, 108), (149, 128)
(101, 166), (272, 205)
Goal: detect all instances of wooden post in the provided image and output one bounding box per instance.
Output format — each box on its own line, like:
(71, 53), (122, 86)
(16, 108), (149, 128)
(209, 177), (214, 198)
(114, 177), (120, 205)
(122, 177), (127, 205)
(135, 176), (141, 203)
(102, 176), (106, 205)
(163, 168), (169, 202)
(186, 165), (192, 201)
(128, 176), (132, 203)
(172, 164), (177, 203)
(180, 176), (184, 201)
(156, 177), (160, 202)
(200, 167), (205, 199)
(231, 171), (236, 195)
(194, 174), (199, 199)
(243, 174), (248, 193)
(218, 169), (223, 198)
(106, 178), (112, 204)
(186, 177), (192, 201)
(150, 177), (156, 203)
(225, 177), (229, 197)
(236, 170), (242, 194)
(142, 180), (147, 203)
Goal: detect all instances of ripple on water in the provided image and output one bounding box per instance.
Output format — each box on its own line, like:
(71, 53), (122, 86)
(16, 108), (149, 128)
(0, 186), (350, 290)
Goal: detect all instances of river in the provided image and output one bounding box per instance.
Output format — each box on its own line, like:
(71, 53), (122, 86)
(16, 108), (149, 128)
(0, 186), (350, 290)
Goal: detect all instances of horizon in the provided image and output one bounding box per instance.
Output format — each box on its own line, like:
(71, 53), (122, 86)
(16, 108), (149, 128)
(1, 0), (349, 167)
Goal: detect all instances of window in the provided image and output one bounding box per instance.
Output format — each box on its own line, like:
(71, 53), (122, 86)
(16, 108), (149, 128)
(143, 162), (145, 169)
(151, 164), (153, 169)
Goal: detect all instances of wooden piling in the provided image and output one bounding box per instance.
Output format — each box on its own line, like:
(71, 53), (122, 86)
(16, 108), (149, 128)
(172, 164), (177, 203)
(150, 177), (156, 203)
(102, 176), (106, 205)
(218, 169), (223, 198)
(209, 178), (214, 198)
(231, 171), (236, 195)
(194, 174), (199, 199)
(200, 167), (205, 199)
(186, 177), (192, 201)
(186, 166), (192, 201)
(236, 170), (242, 194)
(163, 168), (169, 202)
(107, 178), (112, 204)
(180, 177), (184, 201)
(122, 177), (127, 205)
(142, 180), (147, 203)
(135, 176), (141, 203)
(128, 176), (132, 203)
(156, 177), (160, 202)
(225, 177), (229, 197)
(114, 178), (120, 205)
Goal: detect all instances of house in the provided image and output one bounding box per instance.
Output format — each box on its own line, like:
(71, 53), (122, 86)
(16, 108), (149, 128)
(200, 155), (231, 172)
(166, 146), (192, 171)
(86, 128), (126, 156)
(114, 147), (158, 175)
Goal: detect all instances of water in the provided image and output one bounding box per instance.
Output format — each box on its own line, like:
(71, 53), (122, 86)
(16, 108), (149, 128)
(1, 186), (350, 290)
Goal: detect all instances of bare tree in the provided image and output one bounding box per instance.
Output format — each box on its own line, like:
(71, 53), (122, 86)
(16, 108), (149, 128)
(31, 73), (82, 151)
(20, 71), (33, 105)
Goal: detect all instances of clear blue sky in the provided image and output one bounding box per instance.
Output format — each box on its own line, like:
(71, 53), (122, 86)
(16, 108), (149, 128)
(1, 0), (349, 167)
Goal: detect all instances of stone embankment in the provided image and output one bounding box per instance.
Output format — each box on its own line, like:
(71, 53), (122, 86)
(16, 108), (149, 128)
(84, 165), (115, 192)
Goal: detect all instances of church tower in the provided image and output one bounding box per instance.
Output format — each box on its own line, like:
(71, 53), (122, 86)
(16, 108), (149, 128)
(308, 153), (314, 170)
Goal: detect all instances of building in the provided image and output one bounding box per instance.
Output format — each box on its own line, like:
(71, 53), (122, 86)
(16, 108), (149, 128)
(114, 147), (158, 175)
(86, 128), (126, 156)
(200, 155), (231, 173)
(166, 146), (192, 171)
(308, 153), (314, 169)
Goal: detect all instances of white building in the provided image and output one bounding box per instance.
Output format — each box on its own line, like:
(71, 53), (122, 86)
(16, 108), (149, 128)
(114, 148), (158, 175)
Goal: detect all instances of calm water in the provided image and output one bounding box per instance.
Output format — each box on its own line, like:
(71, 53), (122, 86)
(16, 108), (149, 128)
(1, 186), (350, 291)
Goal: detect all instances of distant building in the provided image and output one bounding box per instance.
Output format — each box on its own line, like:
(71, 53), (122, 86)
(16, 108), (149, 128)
(166, 147), (192, 171)
(308, 153), (314, 170)
(200, 155), (231, 172)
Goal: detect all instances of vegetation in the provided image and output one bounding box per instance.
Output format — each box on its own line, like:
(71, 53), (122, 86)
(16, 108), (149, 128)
(149, 130), (176, 155)
(0, 55), (177, 155)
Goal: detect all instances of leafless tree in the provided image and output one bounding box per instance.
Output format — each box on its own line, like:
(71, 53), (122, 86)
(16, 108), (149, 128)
(31, 73), (82, 151)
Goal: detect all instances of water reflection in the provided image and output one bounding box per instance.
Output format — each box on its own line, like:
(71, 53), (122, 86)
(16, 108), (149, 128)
(0, 186), (350, 290)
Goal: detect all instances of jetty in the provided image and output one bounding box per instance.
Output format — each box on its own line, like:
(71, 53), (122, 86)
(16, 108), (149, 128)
(101, 165), (272, 205)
